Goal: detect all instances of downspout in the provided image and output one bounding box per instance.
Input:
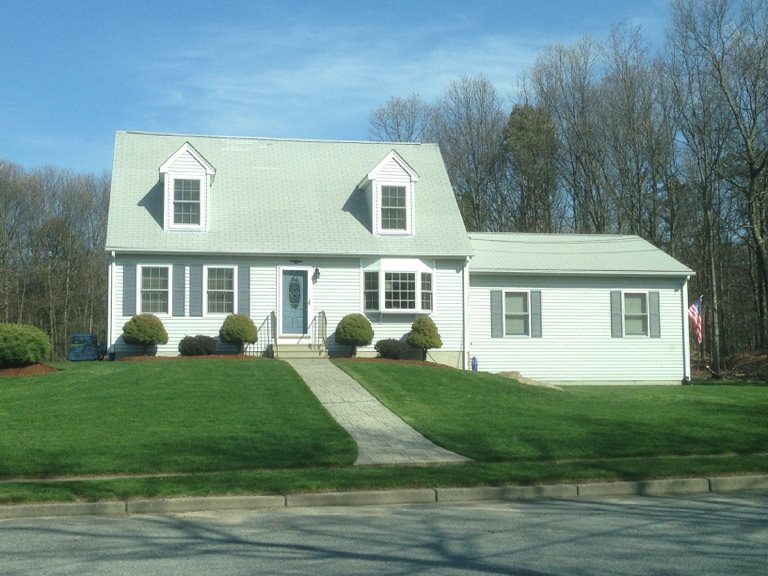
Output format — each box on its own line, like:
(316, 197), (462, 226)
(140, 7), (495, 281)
(462, 256), (471, 370)
(107, 251), (115, 354)
(682, 276), (691, 382)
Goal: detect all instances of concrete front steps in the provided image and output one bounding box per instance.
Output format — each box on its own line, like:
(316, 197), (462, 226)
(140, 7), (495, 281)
(273, 343), (327, 359)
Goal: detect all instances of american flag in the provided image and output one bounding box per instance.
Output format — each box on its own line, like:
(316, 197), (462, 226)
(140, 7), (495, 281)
(688, 295), (703, 344)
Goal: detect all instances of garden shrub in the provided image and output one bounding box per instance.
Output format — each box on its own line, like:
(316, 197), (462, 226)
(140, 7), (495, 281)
(406, 315), (442, 360)
(0, 323), (51, 367)
(178, 335), (217, 356)
(219, 314), (257, 353)
(335, 313), (374, 355)
(375, 338), (407, 360)
(122, 314), (168, 355)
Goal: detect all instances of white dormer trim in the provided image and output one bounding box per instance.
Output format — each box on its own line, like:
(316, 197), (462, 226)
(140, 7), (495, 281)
(364, 150), (419, 237)
(159, 142), (216, 232)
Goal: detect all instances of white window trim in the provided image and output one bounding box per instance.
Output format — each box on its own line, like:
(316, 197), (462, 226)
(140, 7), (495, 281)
(361, 260), (434, 314)
(137, 264), (172, 317)
(203, 265), (238, 317)
(376, 182), (413, 236)
(167, 176), (206, 231)
(622, 291), (650, 338)
(503, 290), (531, 338)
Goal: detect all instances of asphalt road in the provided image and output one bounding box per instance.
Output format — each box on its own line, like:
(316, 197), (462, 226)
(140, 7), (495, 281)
(1, 493), (766, 575)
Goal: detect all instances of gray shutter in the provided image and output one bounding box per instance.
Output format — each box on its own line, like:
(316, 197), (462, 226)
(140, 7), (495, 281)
(649, 291), (661, 338)
(238, 265), (250, 316)
(491, 290), (503, 338)
(610, 290), (623, 338)
(122, 264), (136, 316)
(190, 265), (203, 317)
(530, 290), (542, 338)
(172, 265), (185, 317)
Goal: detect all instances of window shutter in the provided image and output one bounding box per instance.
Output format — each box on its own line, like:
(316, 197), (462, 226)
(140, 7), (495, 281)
(491, 290), (503, 338)
(530, 290), (542, 338)
(122, 264), (136, 316)
(172, 265), (185, 317)
(238, 265), (250, 316)
(610, 291), (623, 338)
(649, 291), (661, 338)
(190, 265), (203, 317)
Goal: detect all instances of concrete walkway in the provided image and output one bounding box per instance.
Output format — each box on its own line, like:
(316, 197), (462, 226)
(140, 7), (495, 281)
(286, 359), (470, 466)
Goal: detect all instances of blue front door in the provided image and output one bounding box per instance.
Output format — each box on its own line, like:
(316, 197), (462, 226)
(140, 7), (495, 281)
(282, 270), (308, 334)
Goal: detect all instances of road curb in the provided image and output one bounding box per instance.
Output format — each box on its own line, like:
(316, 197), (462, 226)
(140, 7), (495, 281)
(286, 488), (436, 508)
(1, 475), (766, 520)
(126, 495), (286, 515)
(0, 501), (126, 519)
(578, 478), (710, 497)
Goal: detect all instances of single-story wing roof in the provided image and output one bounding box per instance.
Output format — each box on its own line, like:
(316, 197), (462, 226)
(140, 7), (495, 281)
(469, 233), (694, 276)
(106, 131), (472, 257)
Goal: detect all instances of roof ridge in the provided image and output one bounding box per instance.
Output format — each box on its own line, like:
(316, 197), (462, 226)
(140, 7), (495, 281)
(119, 130), (428, 146)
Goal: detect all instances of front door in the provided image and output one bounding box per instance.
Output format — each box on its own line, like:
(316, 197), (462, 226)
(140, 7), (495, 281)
(281, 269), (308, 335)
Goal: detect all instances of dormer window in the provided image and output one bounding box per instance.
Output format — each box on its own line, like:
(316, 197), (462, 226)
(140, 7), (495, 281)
(160, 142), (216, 231)
(174, 179), (201, 225)
(381, 185), (407, 230)
(361, 150), (419, 236)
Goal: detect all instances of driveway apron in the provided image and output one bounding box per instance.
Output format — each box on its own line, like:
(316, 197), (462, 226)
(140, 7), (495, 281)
(286, 359), (470, 466)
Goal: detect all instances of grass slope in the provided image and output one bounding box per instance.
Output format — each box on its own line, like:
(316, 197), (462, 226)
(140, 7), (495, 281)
(0, 360), (356, 477)
(334, 361), (768, 462)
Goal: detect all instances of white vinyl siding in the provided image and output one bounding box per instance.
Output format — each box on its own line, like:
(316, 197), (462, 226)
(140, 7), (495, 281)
(163, 148), (209, 231)
(110, 256), (466, 365)
(469, 275), (687, 383)
(371, 153), (415, 236)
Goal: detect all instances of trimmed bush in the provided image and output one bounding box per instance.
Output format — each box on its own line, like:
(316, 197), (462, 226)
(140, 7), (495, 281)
(219, 314), (257, 353)
(406, 315), (442, 360)
(122, 314), (168, 355)
(335, 313), (374, 356)
(178, 335), (217, 356)
(375, 338), (407, 360)
(0, 323), (51, 367)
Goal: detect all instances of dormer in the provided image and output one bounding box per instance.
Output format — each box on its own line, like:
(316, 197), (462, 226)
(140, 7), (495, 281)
(159, 142), (216, 231)
(361, 150), (419, 236)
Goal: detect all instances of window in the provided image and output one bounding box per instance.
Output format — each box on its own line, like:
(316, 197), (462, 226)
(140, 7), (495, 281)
(363, 260), (433, 313)
(173, 179), (201, 225)
(421, 272), (433, 311)
(140, 266), (169, 314)
(624, 293), (648, 336)
(381, 186), (407, 230)
(364, 271), (379, 311)
(385, 272), (416, 310)
(207, 267), (234, 314)
(504, 292), (529, 336)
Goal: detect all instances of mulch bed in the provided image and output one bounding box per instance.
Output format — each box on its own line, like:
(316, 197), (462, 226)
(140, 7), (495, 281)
(0, 364), (59, 378)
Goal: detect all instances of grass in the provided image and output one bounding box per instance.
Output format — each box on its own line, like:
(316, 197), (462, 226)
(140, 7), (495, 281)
(0, 358), (766, 504)
(0, 359), (356, 477)
(333, 360), (768, 462)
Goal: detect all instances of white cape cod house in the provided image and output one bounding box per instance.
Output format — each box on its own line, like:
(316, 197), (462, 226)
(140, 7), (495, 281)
(106, 131), (694, 384)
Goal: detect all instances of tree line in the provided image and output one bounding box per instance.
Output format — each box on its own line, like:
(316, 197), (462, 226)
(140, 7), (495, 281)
(370, 0), (768, 369)
(0, 160), (109, 359)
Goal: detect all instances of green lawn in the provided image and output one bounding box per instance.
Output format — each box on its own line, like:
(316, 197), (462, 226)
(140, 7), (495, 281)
(0, 358), (766, 504)
(333, 360), (768, 462)
(0, 359), (356, 477)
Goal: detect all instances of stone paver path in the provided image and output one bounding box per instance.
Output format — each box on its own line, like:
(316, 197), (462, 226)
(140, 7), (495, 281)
(287, 359), (470, 466)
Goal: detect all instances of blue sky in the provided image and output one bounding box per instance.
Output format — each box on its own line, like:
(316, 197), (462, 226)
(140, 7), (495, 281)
(0, 0), (670, 174)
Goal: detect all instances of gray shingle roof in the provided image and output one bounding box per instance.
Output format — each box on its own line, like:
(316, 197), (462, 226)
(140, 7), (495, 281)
(106, 131), (472, 257)
(469, 233), (693, 276)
